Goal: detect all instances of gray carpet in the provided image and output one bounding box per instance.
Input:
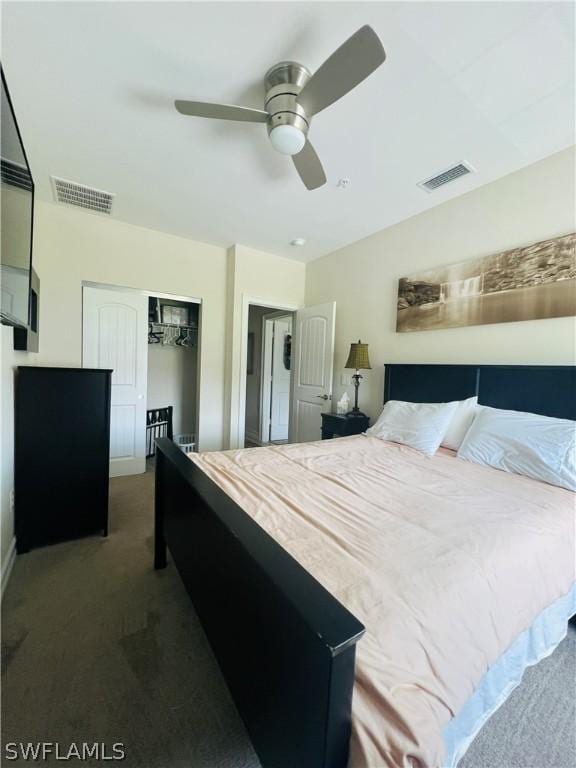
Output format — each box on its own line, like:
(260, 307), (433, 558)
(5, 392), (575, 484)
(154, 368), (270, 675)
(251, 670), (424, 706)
(2, 468), (575, 767)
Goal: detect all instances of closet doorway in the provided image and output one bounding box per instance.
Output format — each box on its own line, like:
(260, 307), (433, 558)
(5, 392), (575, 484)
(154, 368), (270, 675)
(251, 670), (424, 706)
(245, 306), (293, 447)
(82, 283), (200, 477)
(147, 296), (199, 460)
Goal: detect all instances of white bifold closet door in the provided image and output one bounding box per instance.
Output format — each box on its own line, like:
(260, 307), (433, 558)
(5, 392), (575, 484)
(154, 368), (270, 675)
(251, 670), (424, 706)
(82, 286), (148, 477)
(290, 301), (336, 443)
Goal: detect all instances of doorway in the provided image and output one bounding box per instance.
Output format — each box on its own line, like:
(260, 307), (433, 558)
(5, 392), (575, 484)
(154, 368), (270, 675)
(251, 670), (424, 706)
(244, 306), (294, 447)
(82, 283), (201, 477)
(147, 296), (199, 459)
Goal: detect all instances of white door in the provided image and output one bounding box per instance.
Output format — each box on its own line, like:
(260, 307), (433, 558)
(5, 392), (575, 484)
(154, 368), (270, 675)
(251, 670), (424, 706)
(290, 302), (336, 443)
(82, 286), (148, 476)
(269, 317), (292, 442)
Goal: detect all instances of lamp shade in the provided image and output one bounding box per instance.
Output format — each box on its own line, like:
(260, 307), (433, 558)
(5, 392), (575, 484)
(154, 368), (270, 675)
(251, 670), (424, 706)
(345, 340), (371, 370)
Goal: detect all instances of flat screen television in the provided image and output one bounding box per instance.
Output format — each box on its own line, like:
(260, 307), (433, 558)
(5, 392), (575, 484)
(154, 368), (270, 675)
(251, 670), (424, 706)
(1, 66), (34, 328)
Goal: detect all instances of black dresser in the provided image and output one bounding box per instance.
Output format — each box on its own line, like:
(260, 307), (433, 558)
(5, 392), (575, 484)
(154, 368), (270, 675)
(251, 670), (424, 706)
(15, 367), (112, 553)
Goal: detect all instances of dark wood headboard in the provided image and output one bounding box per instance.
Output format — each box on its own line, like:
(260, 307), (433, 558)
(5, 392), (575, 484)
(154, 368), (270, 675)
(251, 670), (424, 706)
(383, 364), (576, 421)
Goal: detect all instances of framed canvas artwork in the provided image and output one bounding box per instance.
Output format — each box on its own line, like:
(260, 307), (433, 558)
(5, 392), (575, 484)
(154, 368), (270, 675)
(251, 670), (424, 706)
(396, 232), (576, 332)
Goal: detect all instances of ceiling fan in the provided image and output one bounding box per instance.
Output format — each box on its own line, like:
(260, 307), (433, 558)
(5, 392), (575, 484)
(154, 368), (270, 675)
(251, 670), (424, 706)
(175, 25), (386, 190)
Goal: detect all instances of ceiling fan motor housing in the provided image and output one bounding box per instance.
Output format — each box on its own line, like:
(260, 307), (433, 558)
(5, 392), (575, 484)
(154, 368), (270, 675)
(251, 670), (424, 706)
(264, 61), (311, 139)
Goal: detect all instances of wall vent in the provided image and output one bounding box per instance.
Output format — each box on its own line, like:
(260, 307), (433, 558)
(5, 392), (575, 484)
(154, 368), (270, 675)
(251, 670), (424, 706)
(1, 158), (33, 191)
(51, 176), (115, 214)
(418, 162), (475, 192)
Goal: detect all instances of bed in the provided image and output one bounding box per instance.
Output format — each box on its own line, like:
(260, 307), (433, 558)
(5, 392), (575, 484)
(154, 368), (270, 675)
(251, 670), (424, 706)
(154, 364), (576, 768)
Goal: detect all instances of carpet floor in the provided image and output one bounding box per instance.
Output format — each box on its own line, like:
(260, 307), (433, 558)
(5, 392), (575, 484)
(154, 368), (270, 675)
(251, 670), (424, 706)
(2, 468), (574, 767)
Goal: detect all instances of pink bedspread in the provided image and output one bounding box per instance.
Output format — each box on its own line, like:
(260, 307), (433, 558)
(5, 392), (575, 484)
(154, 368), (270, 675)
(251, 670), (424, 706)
(189, 436), (575, 768)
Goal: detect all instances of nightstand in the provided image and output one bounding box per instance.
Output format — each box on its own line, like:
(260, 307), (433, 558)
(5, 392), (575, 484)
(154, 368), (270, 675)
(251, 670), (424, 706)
(321, 412), (370, 440)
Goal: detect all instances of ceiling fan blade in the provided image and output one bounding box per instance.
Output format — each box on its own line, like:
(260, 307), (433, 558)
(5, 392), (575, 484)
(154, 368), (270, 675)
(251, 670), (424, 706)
(297, 25), (386, 118)
(292, 140), (327, 190)
(174, 100), (268, 123)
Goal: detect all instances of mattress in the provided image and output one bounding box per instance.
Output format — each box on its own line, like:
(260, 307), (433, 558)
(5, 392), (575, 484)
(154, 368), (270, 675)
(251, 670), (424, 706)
(189, 435), (575, 768)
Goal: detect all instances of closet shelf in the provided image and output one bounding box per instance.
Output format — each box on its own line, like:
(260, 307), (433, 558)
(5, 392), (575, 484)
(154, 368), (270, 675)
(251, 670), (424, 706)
(150, 321), (197, 331)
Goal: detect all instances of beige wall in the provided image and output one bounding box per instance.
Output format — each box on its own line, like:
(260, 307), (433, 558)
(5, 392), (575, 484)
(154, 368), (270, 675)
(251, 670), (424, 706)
(28, 204), (307, 452)
(30, 200), (228, 450)
(306, 147), (576, 422)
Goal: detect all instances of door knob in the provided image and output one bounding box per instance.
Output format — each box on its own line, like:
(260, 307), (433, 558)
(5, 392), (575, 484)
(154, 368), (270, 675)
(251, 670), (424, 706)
(316, 394), (329, 400)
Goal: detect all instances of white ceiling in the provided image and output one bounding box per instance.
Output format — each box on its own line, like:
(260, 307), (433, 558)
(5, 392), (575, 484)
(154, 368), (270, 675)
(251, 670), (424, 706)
(2, 1), (574, 262)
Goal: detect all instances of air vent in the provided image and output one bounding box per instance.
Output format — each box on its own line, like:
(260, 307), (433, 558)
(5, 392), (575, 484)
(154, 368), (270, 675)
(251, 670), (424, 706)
(1, 158), (33, 191)
(51, 176), (114, 214)
(418, 162), (474, 192)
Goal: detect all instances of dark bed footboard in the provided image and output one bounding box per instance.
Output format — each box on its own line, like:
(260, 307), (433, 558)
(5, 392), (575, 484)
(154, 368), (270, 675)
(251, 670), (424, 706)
(154, 438), (365, 768)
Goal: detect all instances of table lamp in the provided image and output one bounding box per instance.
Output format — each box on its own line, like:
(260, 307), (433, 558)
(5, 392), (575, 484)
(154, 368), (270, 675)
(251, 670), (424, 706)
(344, 340), (371, 417)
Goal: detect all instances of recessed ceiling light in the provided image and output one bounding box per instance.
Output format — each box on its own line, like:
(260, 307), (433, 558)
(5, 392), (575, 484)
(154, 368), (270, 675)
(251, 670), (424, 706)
(337, 178), (350, 188)
(290, 238), (306, 247)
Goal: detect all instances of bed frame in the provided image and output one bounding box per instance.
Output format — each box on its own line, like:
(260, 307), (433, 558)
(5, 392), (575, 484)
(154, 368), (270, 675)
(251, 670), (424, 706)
(154, 438), (365, 768)
(383, 363), (576, 420)
(154, 363), (575, 768)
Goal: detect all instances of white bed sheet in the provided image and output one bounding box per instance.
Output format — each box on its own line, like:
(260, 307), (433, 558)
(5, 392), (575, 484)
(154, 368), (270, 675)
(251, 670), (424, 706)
(444, 585), (576, 767)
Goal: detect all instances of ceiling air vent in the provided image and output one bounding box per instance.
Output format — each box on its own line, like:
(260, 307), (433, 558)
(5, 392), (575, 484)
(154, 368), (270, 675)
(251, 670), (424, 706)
(1, 158), (33, 191)
(418, 162), (474, 192)
(51, 176), (115, 214)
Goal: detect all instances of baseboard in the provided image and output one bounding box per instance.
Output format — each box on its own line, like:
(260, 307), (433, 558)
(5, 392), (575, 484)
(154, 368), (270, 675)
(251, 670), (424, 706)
(1, 537), (17, 599)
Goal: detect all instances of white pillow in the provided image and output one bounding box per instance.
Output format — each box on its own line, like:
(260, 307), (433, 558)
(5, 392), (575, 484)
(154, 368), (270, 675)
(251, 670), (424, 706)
(442, 396), (479, 451)
(367, 400), (458, 456)
(457, 406), (576, 491)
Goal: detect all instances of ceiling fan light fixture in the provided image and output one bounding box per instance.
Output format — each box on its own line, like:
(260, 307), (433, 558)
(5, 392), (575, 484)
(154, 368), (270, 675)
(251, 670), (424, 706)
(173, 25), (386, 188)
(269, 124), (306, 156)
